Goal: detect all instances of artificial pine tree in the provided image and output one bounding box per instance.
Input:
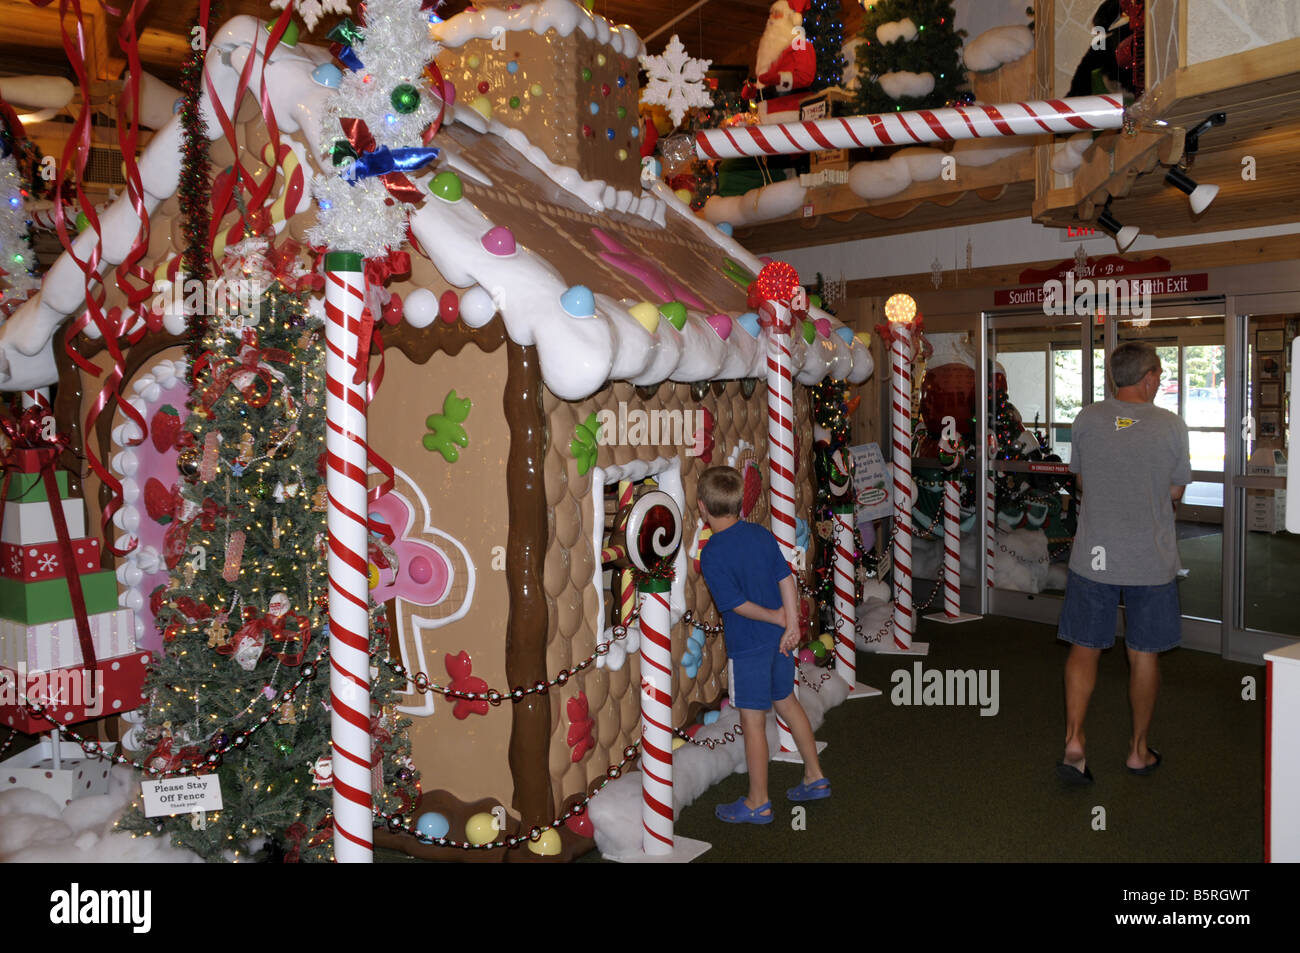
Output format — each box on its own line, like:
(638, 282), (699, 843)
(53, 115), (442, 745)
(853, 0), (967, 115)
(804, 0), (847, 91)
(117, 277), (418, 862)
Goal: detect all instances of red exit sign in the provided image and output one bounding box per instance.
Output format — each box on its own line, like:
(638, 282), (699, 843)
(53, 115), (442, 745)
(1060, 225), (1102, 241)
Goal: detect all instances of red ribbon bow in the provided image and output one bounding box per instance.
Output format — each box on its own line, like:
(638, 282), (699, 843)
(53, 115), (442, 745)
(193, 330), (293, 410)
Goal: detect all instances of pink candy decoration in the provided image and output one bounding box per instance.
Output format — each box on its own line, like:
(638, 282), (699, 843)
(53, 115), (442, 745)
(481, 226), (517, 256)
(441, 79), (456, 102)
(798, 648), (816, 665)
(814, 318), (832, 339)
(705, 313), (732, 340)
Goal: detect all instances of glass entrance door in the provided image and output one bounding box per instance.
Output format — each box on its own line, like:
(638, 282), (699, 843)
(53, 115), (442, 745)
(1228, 306), (1300, 660)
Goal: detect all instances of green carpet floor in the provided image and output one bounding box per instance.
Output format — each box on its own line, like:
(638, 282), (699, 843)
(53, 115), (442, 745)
(617, 614), (1266, 864)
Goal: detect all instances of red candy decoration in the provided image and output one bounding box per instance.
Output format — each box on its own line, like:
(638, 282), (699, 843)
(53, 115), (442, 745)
(382, 291), (404, 326)
(477, 80), (490, 94)
(438, 290), (460, 324)
(582, 124), (593, 137)
(565, 813), (594, 838)
(601, 83), (610, 96)
(754, 261), (801, 303)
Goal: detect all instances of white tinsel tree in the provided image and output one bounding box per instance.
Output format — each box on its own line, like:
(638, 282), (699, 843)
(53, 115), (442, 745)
(0, 153), (39, 308)
(308, 0), (442, 258)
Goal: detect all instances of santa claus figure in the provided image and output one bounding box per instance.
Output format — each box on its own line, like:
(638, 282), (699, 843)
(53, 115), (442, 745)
(755, 0), (816, 120)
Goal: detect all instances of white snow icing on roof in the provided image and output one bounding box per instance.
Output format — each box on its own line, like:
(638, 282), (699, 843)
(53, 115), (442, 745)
(431, 0), (645, 60)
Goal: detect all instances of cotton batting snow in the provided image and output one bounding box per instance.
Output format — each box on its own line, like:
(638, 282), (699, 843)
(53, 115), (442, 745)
(701, 178), (807, 228)
(878, 70), (935, 100)
(963, 25), (1034, 73)
(876, 18), (918, 44)
(589, 665), (850, 859)
(0, 764), (203, 863)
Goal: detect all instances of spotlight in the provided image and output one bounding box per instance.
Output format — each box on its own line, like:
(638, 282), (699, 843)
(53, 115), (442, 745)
(1096, 207), (1139, 253)
(1165, 166), (1219, 214)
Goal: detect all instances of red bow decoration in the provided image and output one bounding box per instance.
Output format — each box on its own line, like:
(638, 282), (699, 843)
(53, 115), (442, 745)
(0, 406), (70, 466)
(193, 329), (293, 410)
(874, 311), (926, 350)
(338, 117), (426, 205)
(365, 248), (411, 287)
(267, 605), (311, 666)
(284, 821), (310, 863)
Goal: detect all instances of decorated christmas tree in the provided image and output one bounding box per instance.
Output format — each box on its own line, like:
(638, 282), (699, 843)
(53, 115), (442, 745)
(805, 0), (848, 91)
(853, 0), (967, 115)
(116, 278), (419, 862)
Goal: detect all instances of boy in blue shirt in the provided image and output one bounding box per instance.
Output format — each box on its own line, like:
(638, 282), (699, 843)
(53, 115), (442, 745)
(697, 466), (829, 824)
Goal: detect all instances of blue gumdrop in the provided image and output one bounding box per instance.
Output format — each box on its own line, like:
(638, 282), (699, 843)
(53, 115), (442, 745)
(716, 222), (734, 236)
(684, 661), (700, 679)
(172, 98), (184, 114)
(560, 284), (595, 318)
(629, 125), (639, 139)
(415, 812), (450, 839)
(312, 63), (343, 89)
(834, 326), (855, 345)
(736, 312), (761, 338)
(590, 102), (600, 115)
(701, 710), (720, 726)
(506, 61), (519, 74)
(642, 157), (662, 178)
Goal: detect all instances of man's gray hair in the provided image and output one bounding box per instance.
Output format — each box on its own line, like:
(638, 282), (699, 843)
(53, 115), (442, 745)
(1110, 341), (1162, 389)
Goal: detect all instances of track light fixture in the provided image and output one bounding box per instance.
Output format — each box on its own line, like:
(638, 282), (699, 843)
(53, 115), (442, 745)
(1165, 166), (1219, 214)
(1096, 205), (1139, 253)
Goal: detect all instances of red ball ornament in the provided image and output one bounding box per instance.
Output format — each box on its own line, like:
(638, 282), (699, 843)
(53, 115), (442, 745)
(755, 261), (801, 303)
(438, 290), (460, 323)
(382, 291), (404, 326)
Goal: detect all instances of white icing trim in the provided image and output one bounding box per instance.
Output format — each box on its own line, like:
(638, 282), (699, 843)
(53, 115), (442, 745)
(433, 0), (645, 60)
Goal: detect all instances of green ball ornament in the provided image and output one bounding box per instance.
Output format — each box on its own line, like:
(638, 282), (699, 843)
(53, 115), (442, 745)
(252, 480), (271, 500)
(331, 140), (357, 167)
(390, 83), (421, 115)
(276, 740), (294, 756)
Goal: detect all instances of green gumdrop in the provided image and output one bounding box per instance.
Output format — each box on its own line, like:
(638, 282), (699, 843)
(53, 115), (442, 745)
(809, 641), (828, 659)
(809, 294), (823, 309)
(802, 320), (816, 345)
(429, 171), (464, 202)
(581, 67), (593, 82)
(659, 301), (688, 331)
(267, 18), (299, 47)
(75, 211), (90, 232)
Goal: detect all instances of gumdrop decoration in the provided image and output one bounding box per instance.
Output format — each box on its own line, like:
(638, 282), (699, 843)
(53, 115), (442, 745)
(422, 390), (472, 462)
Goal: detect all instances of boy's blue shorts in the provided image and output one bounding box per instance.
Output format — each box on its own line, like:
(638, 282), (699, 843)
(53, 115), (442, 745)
(1058, 570), (1182, 653)
(728, 644), (796, 711)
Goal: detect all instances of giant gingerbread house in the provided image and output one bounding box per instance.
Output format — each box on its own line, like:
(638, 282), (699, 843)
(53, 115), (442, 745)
(0, 0), (871, 860)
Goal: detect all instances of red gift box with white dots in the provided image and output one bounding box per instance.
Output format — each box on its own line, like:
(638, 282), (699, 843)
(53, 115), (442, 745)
(0, 538), (101, 582)
(0, 651), (151, 734)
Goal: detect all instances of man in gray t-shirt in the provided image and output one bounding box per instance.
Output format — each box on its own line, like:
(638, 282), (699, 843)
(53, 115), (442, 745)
(1056, 342), (1192, 785)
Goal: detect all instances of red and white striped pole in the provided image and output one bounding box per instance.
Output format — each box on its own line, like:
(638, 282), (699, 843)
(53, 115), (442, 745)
(887, 296), (915, 650)
(832, 503), (857, 685)
(986, 433), (997, 591)
(941, 481), (961, 617)
(695, 95), (1125, 160)
(324, 251), (373, 863)
(758, 263), (801, 752)
(20, 388), (52, 412)
(638, 579), (674, 855)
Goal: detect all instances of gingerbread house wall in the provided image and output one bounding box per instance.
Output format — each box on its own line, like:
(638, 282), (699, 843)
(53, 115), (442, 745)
(541, 380), (814, 810)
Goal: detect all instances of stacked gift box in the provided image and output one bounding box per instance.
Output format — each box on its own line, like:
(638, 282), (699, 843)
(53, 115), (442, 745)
(0, 448), (147, 734)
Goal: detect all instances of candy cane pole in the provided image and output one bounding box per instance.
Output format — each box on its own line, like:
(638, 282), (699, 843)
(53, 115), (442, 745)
(763, 296), (799, 752)
(695, 95), (1125, 160)
(985, 448), (997, 592)
(889, 319), (914, 650)
(941, 481), (961, 617)
(324, 251), (372, 863)
(20, 388), (51, 412)
(832, 502), (857, 685)
(617, 479), (636, 625)
(638, 578), (674, 855)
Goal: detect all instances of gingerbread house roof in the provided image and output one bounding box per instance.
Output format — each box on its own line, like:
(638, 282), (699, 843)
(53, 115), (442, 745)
(0, 4), (873, 399)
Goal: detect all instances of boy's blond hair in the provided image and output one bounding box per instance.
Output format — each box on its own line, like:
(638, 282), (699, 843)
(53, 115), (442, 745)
(698, 466), (744, 518)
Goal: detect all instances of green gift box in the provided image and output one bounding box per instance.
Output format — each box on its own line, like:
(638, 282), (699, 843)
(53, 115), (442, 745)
(0, 571), (119, 626)
(3, 471), (70, 503)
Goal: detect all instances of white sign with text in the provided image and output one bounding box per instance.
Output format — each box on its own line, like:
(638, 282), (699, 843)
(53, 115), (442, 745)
(141, 775), (224, 816)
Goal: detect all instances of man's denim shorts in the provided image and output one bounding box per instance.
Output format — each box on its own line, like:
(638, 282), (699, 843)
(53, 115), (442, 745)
(1058, 570), (1182, 653)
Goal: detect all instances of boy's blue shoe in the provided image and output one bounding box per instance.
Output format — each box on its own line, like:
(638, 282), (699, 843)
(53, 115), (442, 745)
(715, 797), (773, 824)
(787, 778), (831, 802)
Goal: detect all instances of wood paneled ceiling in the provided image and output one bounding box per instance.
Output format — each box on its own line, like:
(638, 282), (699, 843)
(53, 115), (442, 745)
(0, 0), (865, 85)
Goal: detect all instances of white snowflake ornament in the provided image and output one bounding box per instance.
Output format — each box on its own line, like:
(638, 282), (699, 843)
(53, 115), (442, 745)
(640, 34), (713, 129)
(270, 0), (351, 34)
